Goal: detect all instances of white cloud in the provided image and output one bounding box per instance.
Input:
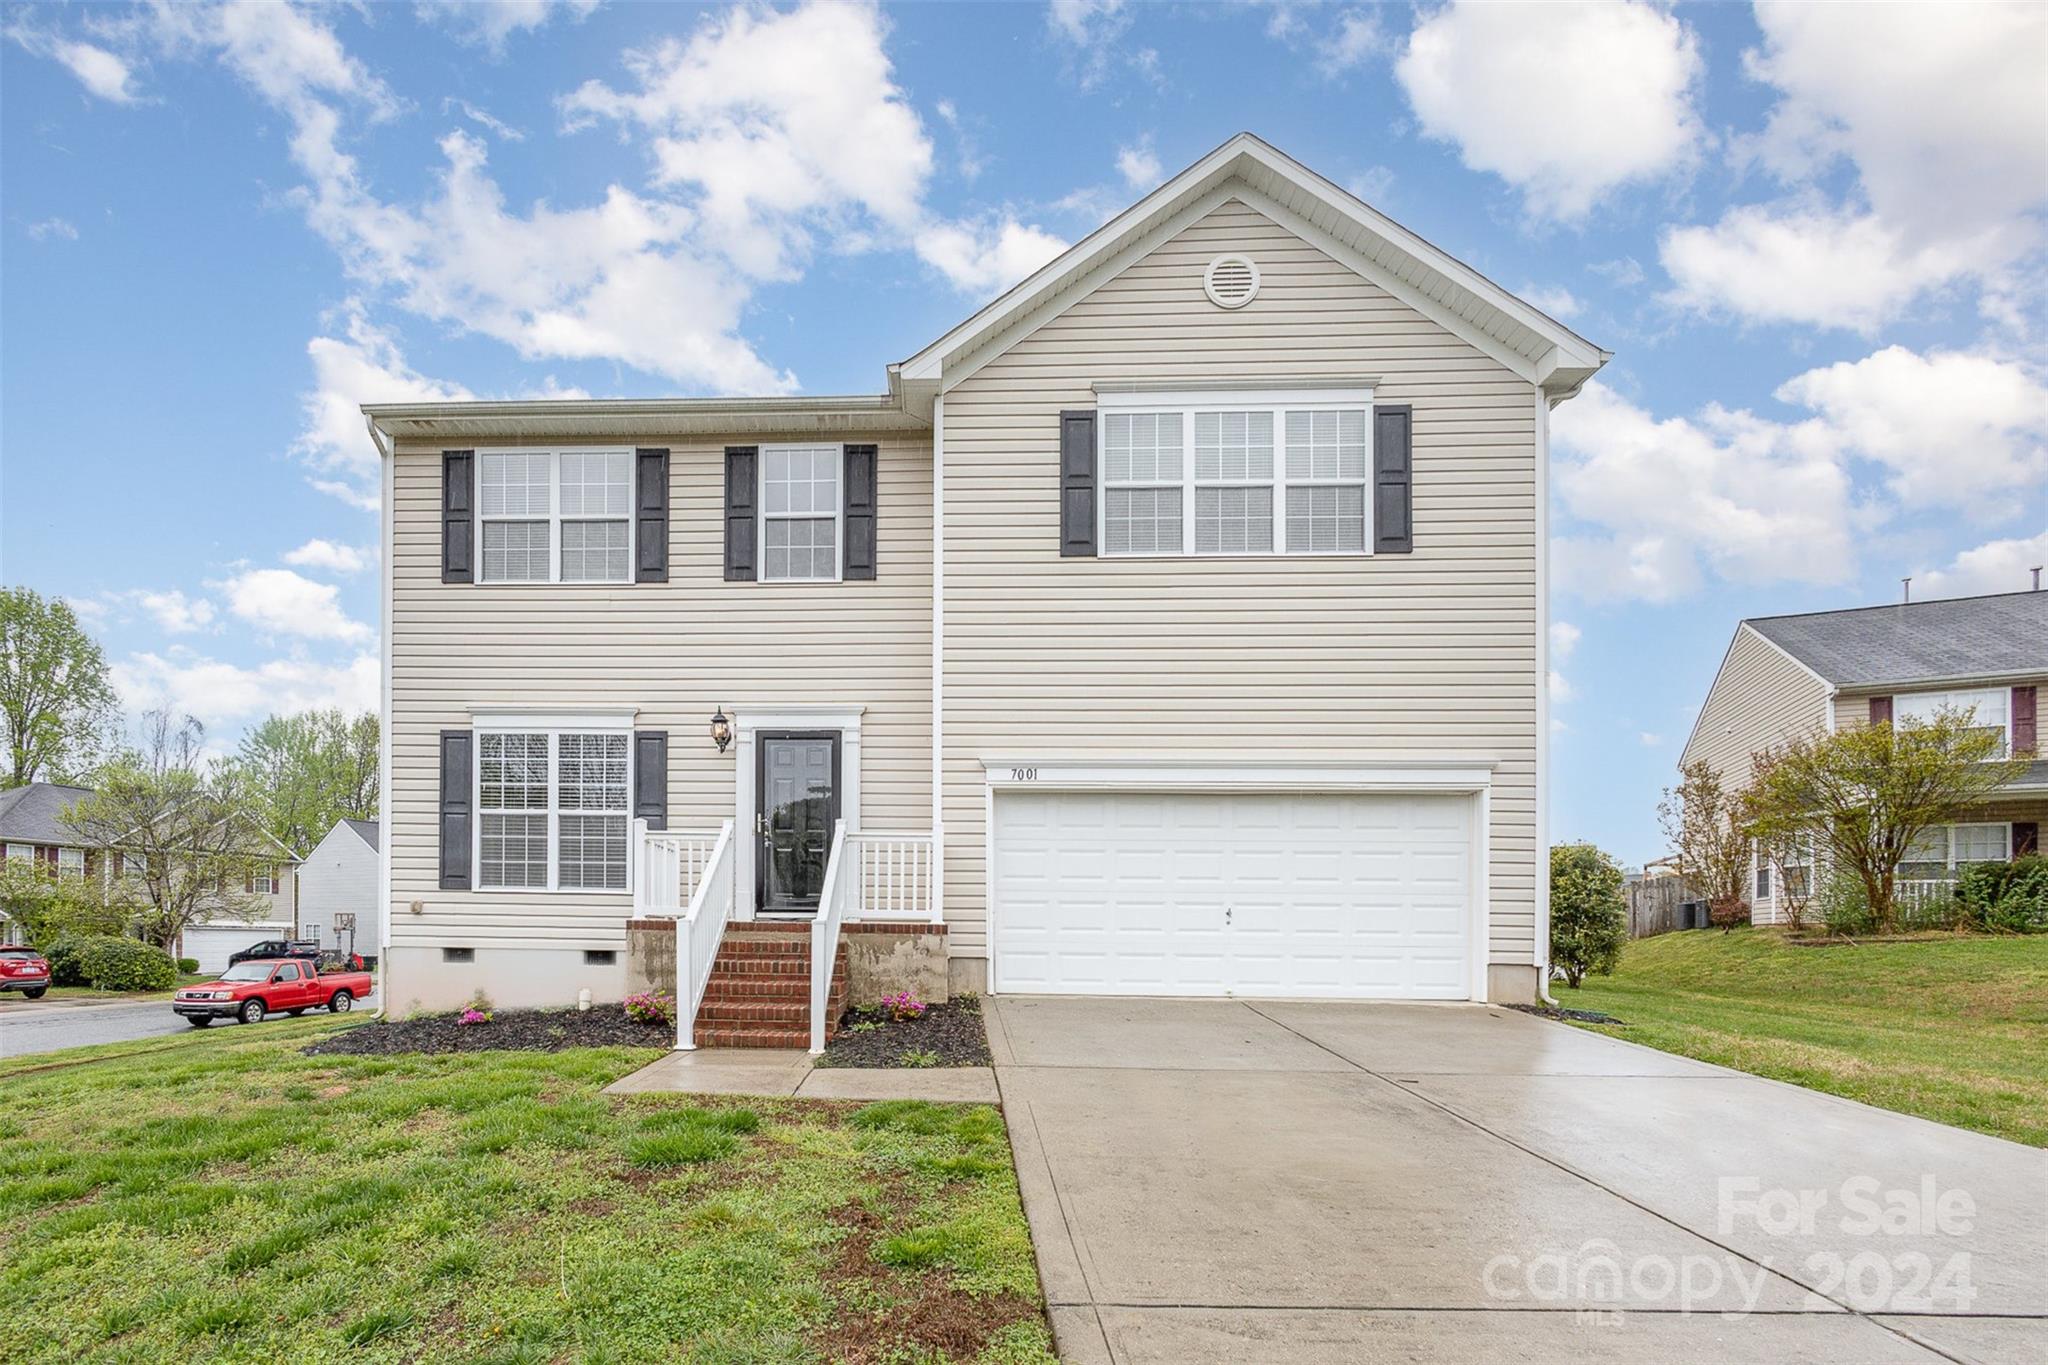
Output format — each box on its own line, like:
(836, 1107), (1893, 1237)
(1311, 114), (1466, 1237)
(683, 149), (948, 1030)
(913, 216), (1068, 295)
(1396, 1), (1704, 219)
(133, 590), (217, 634)
(1045, 0), (1141, 90)
(26, 218), (78, 242)
(284, 539), (373, 575)
(6, 19), (141, 102)
(1318, 10), (1386, 77)
(1774, 347), (2048, 510)
(416, 0), (600, 55)
(1115, 139), (1162, 192)
(1347, 165), (1395, 204)
(1549, 620), (1581, 661)
(310, 479), (382, 513)
(296, 302), (472, 504)
(1521, 285), (1580, 319)
(214, 568), (372, 643)
(1548, 670), (1575, 704)
(444, 97), (524, 142)
(1589, 256), (1645, 288)
(1048, 0), (1123, 45)
(113, 651), (377, 729)
(1913, 532), (2048, 601)
(1639, 732), (1664, 748)
(1550, 381), (1853, 603)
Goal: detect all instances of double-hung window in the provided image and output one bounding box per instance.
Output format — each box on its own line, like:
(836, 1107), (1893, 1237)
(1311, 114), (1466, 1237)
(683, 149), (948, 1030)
(478, 449), (634, 584)
(477, 725), (631, 891)
(56, 848), (85, 880)
(1901, 823), (2010, 879)
(760, 445), (842, 581)
(1894, 687), (2010, 757)
(1099, 390), (1373, 556)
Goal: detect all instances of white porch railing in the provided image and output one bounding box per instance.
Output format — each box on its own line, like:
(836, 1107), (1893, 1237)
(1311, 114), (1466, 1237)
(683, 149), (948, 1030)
(853, 831), (939, 921)
(810, 820), (855, 1054)
(1895, 879), (1958, 915)
(672, 820), (734, 1051)
(634, 823), (725, 915)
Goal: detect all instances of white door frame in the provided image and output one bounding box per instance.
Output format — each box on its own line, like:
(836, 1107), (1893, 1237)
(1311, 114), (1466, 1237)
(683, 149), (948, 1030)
(981, 758), (1495, 1001)
(733, 705), (865, 921)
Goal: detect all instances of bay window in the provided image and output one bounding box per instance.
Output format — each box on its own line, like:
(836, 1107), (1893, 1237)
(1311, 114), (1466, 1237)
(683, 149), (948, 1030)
(1099, 390), (1373, 556)
(477, 726), (631, 891)
(478, 449), (633, 584)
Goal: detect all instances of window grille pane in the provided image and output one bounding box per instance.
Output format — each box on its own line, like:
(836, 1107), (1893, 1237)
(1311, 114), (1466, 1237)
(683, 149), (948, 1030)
(559, 452), (630, 517)
(1103, 412), (1183, 483)
(1194, 410), (1273, 481)
(1286, 409), (1369, 480)
(1104, 487), (1182, 555)
(1194, 486), (1273, 553)
(560, 520), (629, 582)
(481, 521), (550, 582)
(557, 733), (628, 812)
(559, 814), (628, 890)
(763, 447), (839, 517)
(479, 733), (549, 810)
(763, 517), (837, 580)
(480, 813), (548, 888)
(1285, 486), (1367, 553)
(479, 453), (550, 517)
(1953, 824), (2006, 864)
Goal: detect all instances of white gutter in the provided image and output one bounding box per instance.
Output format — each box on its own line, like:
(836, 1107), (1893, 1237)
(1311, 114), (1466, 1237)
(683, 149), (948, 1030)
(373, 416), (394, 1020)
(1534, 387), (1557, 1008)
(930, 395), (945, 925)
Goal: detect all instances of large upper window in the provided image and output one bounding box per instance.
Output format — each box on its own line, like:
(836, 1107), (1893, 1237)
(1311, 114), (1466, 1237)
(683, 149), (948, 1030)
(478, 450), (633, 584)
(760, 445), (842, 582)
(1895, 687), (2009, 756)
(1099, 391), (1372, 557)
(477, 726), (630, 892)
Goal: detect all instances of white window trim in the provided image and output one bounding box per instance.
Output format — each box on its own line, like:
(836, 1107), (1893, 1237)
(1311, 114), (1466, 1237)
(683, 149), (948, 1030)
(1096, 387), (1376, 559)
(4, 843), (32, 864)
(1894, 686), (2011, 758)
(758, 443), (844, 584)
(475, 446), (636, 586)
(57, 847), (86, 880)
(1900, 822), (2012, 876)
(473, 717), (635, 895)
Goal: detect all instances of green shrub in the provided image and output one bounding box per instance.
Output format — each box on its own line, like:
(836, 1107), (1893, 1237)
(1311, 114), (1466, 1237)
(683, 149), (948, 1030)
(176, 957), (200, 974)
(1548, 843), (1626, 987)
(76, 936), (177, 992)
(1814, 872), (1876, 936)
(41, 934), (87, 987)
(1957, 855), (2048, 933)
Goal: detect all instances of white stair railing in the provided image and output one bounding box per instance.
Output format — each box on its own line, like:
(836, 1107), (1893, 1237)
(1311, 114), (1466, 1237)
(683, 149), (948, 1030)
(809, 820), (854, 1054)
(672, 820), (735, 1051)
(633, 822), (724, 914)
(853, 831), (938, 921)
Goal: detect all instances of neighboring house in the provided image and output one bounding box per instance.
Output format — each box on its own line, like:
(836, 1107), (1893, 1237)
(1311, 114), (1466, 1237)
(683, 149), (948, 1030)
(1682, 590), (2046, 925)
(366, 132), (1610, 1014)
(297, 818), (380, 963)
(0, 779), (299, 969)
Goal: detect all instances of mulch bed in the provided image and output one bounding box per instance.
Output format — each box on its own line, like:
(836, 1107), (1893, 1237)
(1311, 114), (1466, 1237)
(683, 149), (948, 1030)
(1505, 1002), (1626, 1026)
(817, 998), (991, 1069)
(304, 1004), (672, 1055)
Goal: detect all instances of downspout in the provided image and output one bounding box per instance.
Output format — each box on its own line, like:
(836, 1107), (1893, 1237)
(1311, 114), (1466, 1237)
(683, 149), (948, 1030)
(930, 394), (945, 927)
(367, 413), (395, 1020)
(1534, 388), (1557, 1007)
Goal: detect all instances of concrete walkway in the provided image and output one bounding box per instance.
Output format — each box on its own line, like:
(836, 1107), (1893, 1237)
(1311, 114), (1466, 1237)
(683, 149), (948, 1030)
(604, 1048), (998, 1103)
(984, 996), (2047, 1365)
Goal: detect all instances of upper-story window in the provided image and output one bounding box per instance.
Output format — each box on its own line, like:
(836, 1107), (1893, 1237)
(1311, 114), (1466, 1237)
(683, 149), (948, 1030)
(476, 724), (631, 892)
(56, 848), (85, 880)
(253, 865), (275, 895)
(4, 844), (32, 866)
(760, 445), (842, 582)
(477, 450), (634, 584)
(1895, 687), (2009, 756)
(1098, 390), (1372, 557)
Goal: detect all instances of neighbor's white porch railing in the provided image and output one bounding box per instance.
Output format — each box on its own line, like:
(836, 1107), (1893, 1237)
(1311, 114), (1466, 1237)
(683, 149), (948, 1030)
(634, 823), (726, 915)
(809, 820), (854, 1054)
(853, 831), (938, 921)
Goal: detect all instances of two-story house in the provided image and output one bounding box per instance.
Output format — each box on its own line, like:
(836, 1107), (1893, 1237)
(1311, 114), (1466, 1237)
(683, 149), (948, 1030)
(1682, 590), (2046, 924)
(365, 133), (1610, 1022)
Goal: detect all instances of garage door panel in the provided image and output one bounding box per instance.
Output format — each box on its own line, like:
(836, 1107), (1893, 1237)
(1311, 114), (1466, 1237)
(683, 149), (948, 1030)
(995, 790), (1475, 1000)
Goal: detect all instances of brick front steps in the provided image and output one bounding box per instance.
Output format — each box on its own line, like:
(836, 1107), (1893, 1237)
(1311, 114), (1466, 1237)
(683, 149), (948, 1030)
(693, 923), (848, 1049)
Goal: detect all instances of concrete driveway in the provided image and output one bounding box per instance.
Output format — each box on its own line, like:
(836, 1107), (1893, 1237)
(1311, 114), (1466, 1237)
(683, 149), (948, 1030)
(985, 997), (2047, 1365)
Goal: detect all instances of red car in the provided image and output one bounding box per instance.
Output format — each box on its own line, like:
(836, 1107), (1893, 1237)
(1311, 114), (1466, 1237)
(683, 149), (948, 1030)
(0, 947), (50, 999)
(172, 957), (373, 1027)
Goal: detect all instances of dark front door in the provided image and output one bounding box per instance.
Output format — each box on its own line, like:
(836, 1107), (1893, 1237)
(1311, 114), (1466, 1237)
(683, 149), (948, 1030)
(757, 732), (841, 914)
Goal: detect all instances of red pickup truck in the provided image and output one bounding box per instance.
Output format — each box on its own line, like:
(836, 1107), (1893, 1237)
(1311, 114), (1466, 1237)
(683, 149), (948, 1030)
(172, 957), (373, 1027)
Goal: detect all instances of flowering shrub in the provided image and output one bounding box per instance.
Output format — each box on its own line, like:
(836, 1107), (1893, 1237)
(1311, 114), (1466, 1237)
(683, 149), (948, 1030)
(624, 991), (676, 1027)
(457, 1007), (492, 1026)
(879, 990), (926, 1022)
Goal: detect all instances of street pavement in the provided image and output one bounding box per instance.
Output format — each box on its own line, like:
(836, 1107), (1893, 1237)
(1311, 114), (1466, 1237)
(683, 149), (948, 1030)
(0, 992), (377, 1058)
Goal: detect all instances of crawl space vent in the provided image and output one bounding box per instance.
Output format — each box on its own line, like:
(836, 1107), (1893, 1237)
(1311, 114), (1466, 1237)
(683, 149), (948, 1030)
(1203, 254), (1260, 309)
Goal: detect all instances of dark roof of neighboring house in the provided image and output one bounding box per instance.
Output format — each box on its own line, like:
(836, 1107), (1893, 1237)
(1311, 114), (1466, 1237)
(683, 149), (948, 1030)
(1746, 591), (2048, 688)
(341, 818), (380, 853)
(0, 782), (95, 846)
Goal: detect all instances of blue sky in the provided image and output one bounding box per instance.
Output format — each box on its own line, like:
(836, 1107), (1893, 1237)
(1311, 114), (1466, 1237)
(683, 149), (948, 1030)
(3, 1), (2043, 864)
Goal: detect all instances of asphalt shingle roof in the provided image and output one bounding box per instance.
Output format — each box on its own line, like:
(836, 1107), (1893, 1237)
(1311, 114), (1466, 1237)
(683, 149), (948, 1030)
(341, 818), (380, 853)
(0, 783), (96, 846)
(1746, 591), (2048, 688)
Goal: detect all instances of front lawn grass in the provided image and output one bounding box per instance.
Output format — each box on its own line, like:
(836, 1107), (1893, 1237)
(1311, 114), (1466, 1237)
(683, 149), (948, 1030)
(0, 1020), (1054, 1363)
(1556, 927), (2048, 1146)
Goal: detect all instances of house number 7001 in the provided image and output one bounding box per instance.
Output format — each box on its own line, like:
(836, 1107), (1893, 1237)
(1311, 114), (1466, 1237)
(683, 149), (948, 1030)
(1009, 767), (1039, 781)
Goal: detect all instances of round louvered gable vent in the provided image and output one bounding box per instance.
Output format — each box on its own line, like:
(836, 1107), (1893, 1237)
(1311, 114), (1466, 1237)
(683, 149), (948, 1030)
(1203, 254), (1260, 309)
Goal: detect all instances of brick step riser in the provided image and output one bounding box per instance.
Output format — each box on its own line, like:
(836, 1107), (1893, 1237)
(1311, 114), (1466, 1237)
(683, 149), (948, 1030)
(698, 984), (843, 1005)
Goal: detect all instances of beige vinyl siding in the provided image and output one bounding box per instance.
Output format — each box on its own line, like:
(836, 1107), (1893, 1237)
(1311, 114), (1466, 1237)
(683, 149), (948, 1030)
(940, 198), (1543, 965)
(1682, 627), (1831, 791)
(1834, 677), (2048, 734)
(388, 434), (932, 951)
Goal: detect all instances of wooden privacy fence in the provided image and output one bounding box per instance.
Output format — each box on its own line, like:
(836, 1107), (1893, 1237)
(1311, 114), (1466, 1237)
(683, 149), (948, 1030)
(1626, 877), (1695, 939)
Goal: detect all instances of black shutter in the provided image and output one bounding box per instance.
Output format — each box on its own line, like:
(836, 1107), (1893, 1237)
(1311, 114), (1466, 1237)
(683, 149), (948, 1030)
(843, 444), (878, 580)
(438, 730), (472, 890)
(1374, 406), (1413, 554)
(2014, 822), (2039, 857)
(1059, 409), (1096, 557)
(442, 451), (474, 583)
(724, 446), (757, 582)
(633, 731), (668, 831)
(635, 448), (669, 583)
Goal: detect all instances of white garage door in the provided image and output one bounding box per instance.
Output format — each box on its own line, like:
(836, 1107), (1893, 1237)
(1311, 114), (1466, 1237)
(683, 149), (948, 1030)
(994, 790), (1474, 999)
(182, 925), (290, 975)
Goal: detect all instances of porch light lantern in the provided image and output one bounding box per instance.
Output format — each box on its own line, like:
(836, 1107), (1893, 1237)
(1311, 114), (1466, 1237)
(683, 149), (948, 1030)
(709, 706), (732, 754)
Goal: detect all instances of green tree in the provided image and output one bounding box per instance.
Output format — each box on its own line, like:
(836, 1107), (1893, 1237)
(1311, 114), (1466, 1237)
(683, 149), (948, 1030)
(0, 857), (136, 945)
(1743, 705), (2027, 934)
(1657, 758), (1749, 915)
(1550, 842), (1628, 988)
(63, 711), (275, 949)
(236, 708), (378, 854)
(0, 586), (118, 786)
